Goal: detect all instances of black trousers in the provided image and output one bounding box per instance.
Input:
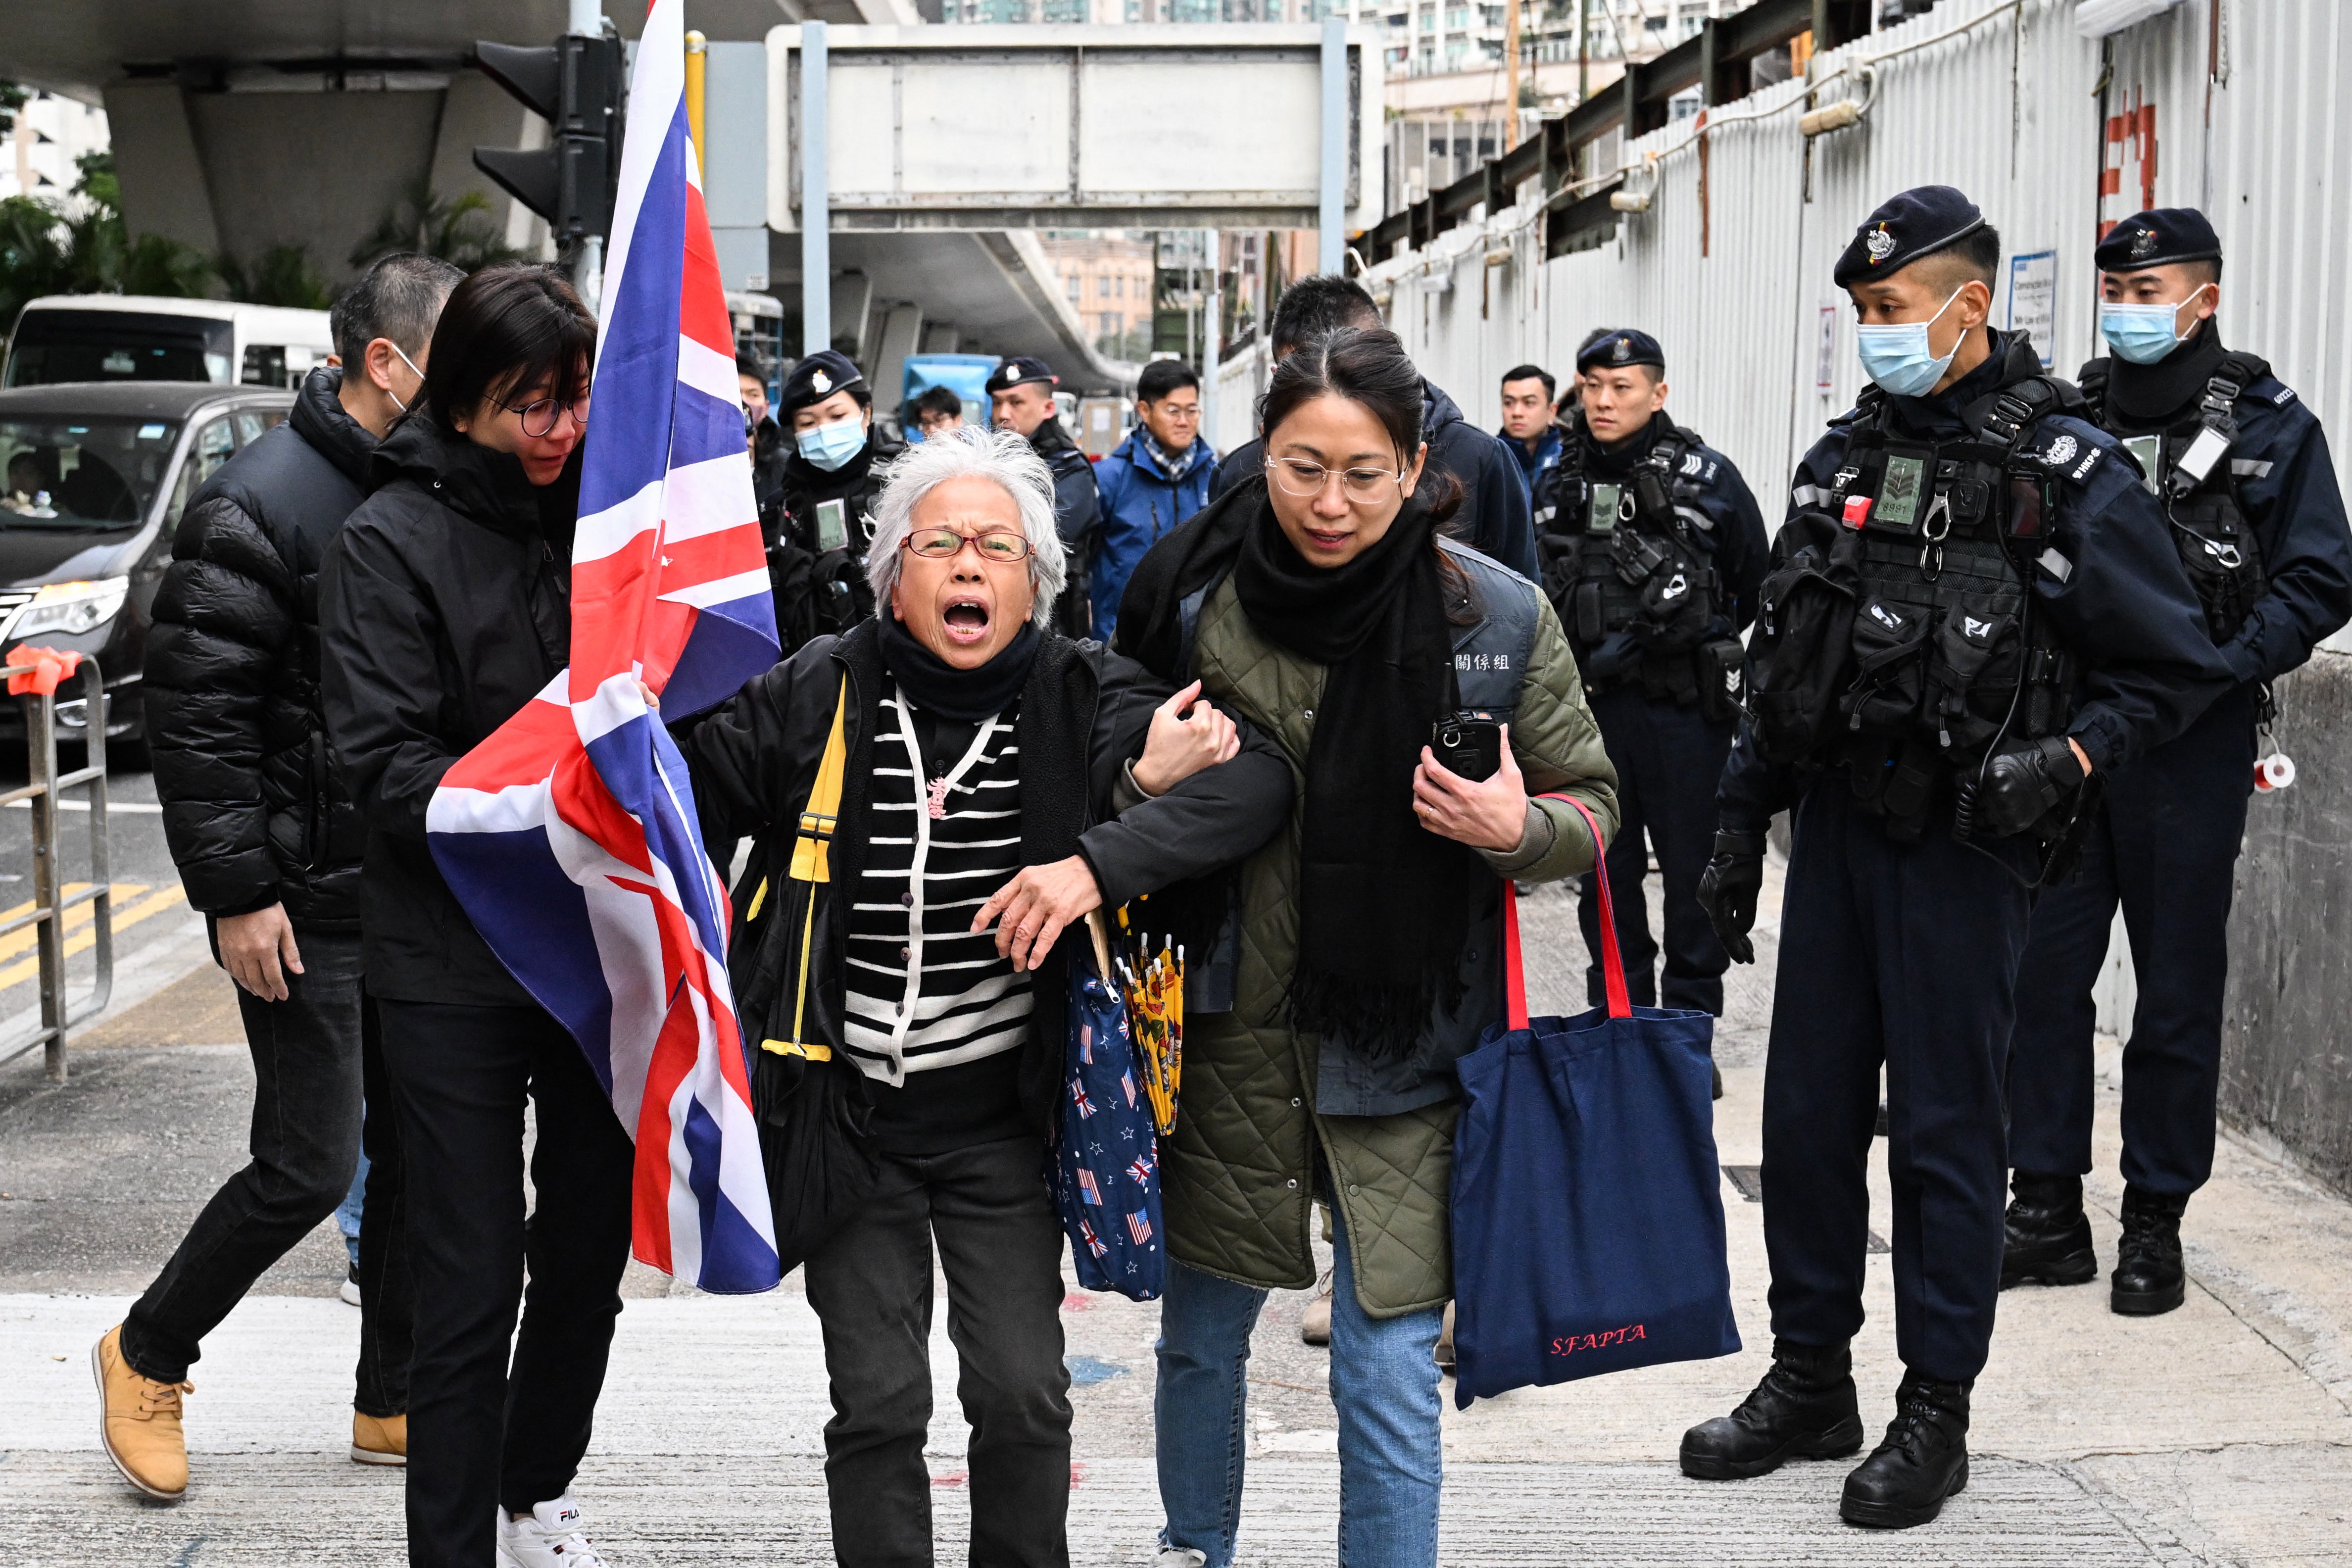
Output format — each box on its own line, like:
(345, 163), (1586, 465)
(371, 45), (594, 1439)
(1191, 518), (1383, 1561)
(1577, 686), (1736, 1015)
(121, 927), (411, 1416)
(1762, 782), (2034, 1383)
(2008, 686), (2256, 1195)
(802, 1133), (1073, 1568)
(377, 999), (635, 1568)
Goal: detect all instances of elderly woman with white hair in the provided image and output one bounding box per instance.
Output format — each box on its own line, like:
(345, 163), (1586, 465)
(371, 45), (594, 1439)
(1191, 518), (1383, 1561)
(676, 425), (1291, 1568)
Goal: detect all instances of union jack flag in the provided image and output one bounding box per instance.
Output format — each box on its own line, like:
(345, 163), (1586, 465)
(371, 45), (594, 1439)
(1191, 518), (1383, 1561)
(1126, 1156), (1154, 1188)
(1076, 1167), (1102, 1205)
(1072, 1082), (1096, 1119)
(1126, 1210), (1154, 1246)
(1078, 1217), (1109, 1259)
(421, 0), (781, 1295)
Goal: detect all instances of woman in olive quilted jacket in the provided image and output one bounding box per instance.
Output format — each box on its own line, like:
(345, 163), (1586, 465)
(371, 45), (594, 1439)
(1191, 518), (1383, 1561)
(1116, 327), (1618, 1568)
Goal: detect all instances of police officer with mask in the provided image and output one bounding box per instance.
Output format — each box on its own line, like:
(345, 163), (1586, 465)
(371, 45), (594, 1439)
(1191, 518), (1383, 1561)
(2002, 209), (2352, 1315)
(986, 354), (1101, 635)
(1532, 328), (1766, 1038)
(1681, 187), (2229, 1529)
(772, 349), (906, 651)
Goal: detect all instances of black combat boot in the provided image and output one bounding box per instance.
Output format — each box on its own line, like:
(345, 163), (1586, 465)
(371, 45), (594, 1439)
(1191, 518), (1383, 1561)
(1680, 1338), (1864, 1480)
(2111, 1184), (2189, 1316)
(2000, 1170), (2098, 1288)
(1839, 1370), (1971, 1529)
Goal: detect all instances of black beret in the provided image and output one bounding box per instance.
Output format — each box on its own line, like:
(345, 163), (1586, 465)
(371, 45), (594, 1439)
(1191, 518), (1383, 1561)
(2094, 207), (2223, 273)
(1833, 185), (1987, 288)
(778, 350), (865, 415)
(1575, 329), (1665, 375)
(984, 355), (1057, 394)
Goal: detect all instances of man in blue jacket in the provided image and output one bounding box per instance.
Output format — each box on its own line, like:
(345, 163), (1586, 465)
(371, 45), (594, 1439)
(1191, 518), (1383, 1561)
(1090, 359), (1217, 639)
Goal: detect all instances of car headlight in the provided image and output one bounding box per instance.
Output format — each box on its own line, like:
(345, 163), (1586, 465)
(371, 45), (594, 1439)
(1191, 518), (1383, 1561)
(6, 578), (130, 640)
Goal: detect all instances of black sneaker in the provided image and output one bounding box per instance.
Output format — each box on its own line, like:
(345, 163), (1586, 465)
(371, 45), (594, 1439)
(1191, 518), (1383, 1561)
(1840, 1371), (1970, 1529)
(1680, 1338), (1864, 1480)
(2111, 1184), (2188, 1316)
(2000, 1170), (2098, 1289)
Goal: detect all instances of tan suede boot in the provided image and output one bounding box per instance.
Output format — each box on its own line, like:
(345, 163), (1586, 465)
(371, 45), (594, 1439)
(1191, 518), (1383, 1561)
(351, 1411), (408, 1466)
(92, 1325), (191, 1499)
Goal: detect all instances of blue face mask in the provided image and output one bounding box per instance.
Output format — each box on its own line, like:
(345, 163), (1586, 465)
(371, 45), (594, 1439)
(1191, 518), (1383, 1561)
(1855, 287), (1970, 398)
(2100, 285), (2213, 365)
(796, 416), (867, 472)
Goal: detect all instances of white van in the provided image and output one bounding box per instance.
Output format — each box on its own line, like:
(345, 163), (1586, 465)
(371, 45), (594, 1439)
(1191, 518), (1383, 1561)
(2, 296), (336, 391)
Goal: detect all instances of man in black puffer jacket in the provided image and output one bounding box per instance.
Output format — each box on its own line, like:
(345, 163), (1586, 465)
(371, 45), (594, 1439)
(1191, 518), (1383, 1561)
(98, 254), (459, 1499)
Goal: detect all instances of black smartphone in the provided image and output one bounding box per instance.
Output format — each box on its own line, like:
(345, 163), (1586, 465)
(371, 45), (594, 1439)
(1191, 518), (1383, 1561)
(1430, 715), (1504, 782)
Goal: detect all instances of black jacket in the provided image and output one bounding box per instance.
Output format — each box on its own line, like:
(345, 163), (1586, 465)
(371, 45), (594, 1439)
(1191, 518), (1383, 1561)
(1210, 379), (1539, 580)
(319, 416), (579, 1007)
(1029, 417), (1103, 635)
(679, 617), (1292, 1138)
(146, 367), (375, 930)
(772, 426), (906, 653)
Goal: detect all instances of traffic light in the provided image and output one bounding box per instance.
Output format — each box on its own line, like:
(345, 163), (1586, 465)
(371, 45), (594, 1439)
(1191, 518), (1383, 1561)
(472, 33), (625, 249)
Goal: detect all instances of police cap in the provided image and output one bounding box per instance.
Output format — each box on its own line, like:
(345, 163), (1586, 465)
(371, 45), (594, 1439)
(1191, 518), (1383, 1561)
(1575, 329), (1665, 376)
(1833, 185), (1988, 288)
(984, 355), (1058, 395)
(2094, 207), (2223, 273)
(778, 349), (866, 416)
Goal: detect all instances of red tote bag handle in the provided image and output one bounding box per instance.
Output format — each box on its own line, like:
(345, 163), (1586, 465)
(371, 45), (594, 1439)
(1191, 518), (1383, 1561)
(1501, 792), (1628, 1030)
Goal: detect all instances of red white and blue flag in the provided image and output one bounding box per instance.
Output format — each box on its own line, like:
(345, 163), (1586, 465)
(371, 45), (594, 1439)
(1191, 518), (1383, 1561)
(423, 0), (782, 1294)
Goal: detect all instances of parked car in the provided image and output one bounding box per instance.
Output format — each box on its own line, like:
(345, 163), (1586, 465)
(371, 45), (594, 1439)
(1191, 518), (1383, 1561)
(0, 380), (295, 750)
(2, 295), (333, 392)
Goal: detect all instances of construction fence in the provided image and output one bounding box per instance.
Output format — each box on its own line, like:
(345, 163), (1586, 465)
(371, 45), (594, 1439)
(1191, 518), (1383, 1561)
(1287, 0), (2352, 1191)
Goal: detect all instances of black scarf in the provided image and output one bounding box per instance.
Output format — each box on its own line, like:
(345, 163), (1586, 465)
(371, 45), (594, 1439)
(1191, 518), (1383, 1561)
(1231, 491), (1476, 1059)
(878, 612), (1040, 722)
(2107, 320), (2228, 432)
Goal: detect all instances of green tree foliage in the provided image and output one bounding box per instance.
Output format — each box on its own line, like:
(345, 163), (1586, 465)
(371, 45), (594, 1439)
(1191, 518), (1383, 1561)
(350, 181), (528, 273)
(0, 81), (30, 137)
(218, 245), (333, 309)
(0, 149), (213, 336)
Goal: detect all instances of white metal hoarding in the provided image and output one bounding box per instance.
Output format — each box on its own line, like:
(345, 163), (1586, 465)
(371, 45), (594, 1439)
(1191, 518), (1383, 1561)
(764, 24), (1381, 233)
(1368, 0), (2343, 562)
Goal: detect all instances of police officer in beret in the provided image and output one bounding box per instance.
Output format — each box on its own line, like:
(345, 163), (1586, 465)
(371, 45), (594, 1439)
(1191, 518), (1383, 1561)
(2002, 208), (2352, 1314)
(986, 355), (1102, 635)
(1531, 327), (1766, 1037)
(771, 349), (906, 651)
(1681, 186), (2229, 1528)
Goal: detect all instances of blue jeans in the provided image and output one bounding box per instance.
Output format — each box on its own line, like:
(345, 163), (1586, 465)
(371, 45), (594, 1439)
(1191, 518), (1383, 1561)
(1155, 1197), (1444, 1568)
(336, 1137), (370, 1266)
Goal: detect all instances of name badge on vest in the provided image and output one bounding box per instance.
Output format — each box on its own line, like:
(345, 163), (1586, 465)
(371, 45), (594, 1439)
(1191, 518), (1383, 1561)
(1589, 483), (1621, 535)
(1876, 453), (1927, 532)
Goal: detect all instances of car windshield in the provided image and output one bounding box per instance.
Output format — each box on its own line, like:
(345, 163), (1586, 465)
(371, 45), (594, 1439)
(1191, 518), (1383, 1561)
(3, 309), (234, 387)
(0, 416), (182, 530)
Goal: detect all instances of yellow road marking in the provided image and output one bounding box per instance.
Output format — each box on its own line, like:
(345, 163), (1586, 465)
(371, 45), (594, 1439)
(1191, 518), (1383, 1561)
(0, 883), (150, 962)
(0, 884), (188, 990)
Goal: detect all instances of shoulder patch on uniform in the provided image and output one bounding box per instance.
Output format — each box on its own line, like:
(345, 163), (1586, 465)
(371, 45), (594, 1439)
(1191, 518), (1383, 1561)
(1680, 452), (1704, 477)
(2041, 433), (2080, 470)
(2273, 384), (2299, 405)
(2067, 445), (2104, 484)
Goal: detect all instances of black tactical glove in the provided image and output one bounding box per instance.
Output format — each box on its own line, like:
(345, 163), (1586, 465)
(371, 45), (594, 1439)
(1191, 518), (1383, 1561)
(1696, 829), (1768, 966)
(1976, 735), (2088, 838)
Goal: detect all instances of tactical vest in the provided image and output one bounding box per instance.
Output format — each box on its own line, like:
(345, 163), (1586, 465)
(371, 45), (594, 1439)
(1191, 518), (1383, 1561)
(2078, 352), (2271, 643)
(1747, 370), (2081, 839)
(1533, 415), (1736, 711)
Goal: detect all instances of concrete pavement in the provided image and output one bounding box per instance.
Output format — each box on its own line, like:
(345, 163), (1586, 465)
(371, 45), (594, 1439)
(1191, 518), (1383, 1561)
(2, 871), (2349, 1565)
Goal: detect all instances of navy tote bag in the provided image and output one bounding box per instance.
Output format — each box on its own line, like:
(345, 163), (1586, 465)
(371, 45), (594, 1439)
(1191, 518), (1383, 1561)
(1449, 794), (1741, 1407)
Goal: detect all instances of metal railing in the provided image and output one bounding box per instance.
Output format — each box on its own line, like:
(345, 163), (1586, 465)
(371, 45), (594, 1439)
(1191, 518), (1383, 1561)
(0, 655), (109, 1081)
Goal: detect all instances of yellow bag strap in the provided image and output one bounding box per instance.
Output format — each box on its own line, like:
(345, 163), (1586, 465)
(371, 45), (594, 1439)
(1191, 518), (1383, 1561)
(764, 673), (851, 1061)
(788, 675), (851, 885)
